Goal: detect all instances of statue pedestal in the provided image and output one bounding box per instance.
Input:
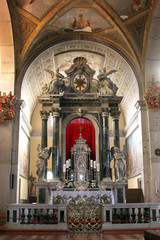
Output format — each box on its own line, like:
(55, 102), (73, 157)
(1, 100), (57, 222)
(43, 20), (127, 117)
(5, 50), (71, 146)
(113, 181), (127, 203)
(36, 179), (63, 204)
(99, 179), (127, 203)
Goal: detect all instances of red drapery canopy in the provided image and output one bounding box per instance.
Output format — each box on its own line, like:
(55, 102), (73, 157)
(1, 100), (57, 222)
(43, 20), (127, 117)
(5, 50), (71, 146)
(66, 118), (95, 160)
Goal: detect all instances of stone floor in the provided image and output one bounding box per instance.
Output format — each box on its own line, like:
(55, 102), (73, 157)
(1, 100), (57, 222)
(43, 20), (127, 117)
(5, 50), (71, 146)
(0, 231), (144, 240)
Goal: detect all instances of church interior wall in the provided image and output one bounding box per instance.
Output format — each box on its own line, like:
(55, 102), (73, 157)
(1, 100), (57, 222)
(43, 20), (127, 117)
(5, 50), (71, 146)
(0, 121), (12, 224)
(147, 109), (160, 202)
(19, 175), (28, 203)
(128, 174), (141, 189)
(1, 0), (160, 229)
(0, 0), (14, 93)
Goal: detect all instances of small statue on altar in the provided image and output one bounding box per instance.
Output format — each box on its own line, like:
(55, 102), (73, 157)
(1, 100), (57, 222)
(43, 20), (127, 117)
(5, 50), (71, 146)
(111, 146), (126, 182)
(97, 68), (118, 95)
(36, 144), (51, 181)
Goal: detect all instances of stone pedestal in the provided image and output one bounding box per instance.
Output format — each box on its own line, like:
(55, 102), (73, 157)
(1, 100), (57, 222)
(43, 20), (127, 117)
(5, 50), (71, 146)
(36, 179), (62, 204)
(99, 180), (127, 203)
(113, 182), (127, 203)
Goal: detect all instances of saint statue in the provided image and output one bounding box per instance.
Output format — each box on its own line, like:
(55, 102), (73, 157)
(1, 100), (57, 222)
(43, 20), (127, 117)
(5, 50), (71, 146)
(66, 13), (92, 32)
(111, 146), (126, 182)
(36, 144), (51, 181)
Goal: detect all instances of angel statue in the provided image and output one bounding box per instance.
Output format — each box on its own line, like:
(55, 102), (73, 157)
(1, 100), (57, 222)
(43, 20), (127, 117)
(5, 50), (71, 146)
(97, 68), (118, 95)
(44, 68), (68, 94)
(36, 144), (51, 181)
(111, 145), (127, 182)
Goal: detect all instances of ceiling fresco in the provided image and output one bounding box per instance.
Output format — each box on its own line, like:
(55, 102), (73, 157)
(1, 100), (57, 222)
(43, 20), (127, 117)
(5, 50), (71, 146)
(105, 0), (149, 19)
(16, 0), (58, 19)
(7, 0), (155, 124)
(52, 8), (112, 33)
(9, 0), (153, 72)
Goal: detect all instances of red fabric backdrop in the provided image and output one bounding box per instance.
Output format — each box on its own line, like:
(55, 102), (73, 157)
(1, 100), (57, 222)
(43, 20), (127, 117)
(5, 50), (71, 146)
(66, 118), (95, 160)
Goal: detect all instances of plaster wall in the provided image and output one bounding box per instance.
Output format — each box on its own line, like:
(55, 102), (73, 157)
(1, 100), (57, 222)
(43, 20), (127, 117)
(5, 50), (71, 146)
(0, 0), (14, 92)
(148, 109), (160, 202)
(0, 121), (12, 225)
(19, 175), (28, 201)
(128, 174), (141, 189)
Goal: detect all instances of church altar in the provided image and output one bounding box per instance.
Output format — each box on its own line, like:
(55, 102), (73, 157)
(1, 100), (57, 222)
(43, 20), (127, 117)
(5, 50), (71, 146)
(35, 56), (127, 222)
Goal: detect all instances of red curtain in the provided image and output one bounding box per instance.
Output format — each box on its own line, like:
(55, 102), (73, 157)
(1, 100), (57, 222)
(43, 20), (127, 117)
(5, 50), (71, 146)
(66, 118), (95, 160)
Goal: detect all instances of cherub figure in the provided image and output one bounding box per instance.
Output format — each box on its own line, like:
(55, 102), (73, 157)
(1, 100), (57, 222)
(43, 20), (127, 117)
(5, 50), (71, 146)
(44, 68), (66, 94)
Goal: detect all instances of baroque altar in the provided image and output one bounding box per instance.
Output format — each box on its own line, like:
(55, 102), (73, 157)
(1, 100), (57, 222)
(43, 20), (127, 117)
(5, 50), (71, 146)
(35, 56), (127, 208)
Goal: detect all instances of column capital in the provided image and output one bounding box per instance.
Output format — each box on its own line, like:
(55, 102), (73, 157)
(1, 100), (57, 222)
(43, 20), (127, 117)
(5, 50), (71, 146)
(52, 109), (60, 117)
(135, 100), (147, 111)
(14, 99), (24, 111)
(102, 108), (109, 117)
(110, 108), (120, 120)
(40, 111), (50, 120)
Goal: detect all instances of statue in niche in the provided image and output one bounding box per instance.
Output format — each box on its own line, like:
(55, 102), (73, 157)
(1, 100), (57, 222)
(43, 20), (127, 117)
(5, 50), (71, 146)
(43, 68), (68, 94)
(36, 144), (51, 181)
(111, 145), (126, 182)
(97, 68), (118, 95)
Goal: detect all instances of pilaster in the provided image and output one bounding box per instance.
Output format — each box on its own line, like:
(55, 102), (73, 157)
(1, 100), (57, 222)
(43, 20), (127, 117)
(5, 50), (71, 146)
(135, 100), (151, 202)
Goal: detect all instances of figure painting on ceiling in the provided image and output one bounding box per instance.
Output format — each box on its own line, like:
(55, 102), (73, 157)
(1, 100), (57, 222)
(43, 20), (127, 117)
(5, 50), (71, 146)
(16, 0), (57, 19)
(105, 0), (148, 19)
(52, 8), (112, 33)
(65, 13), (92, 32)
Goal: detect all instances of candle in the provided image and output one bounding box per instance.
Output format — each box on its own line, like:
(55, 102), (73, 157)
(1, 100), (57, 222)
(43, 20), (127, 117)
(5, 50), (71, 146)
(66, 160), (69, 168)
(90, 160), (93, 168)
(68, 159), (71, 167)
(97, 163), (100, 171)
(94, 161), (97, 169)
(63, 164), (66, 172)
